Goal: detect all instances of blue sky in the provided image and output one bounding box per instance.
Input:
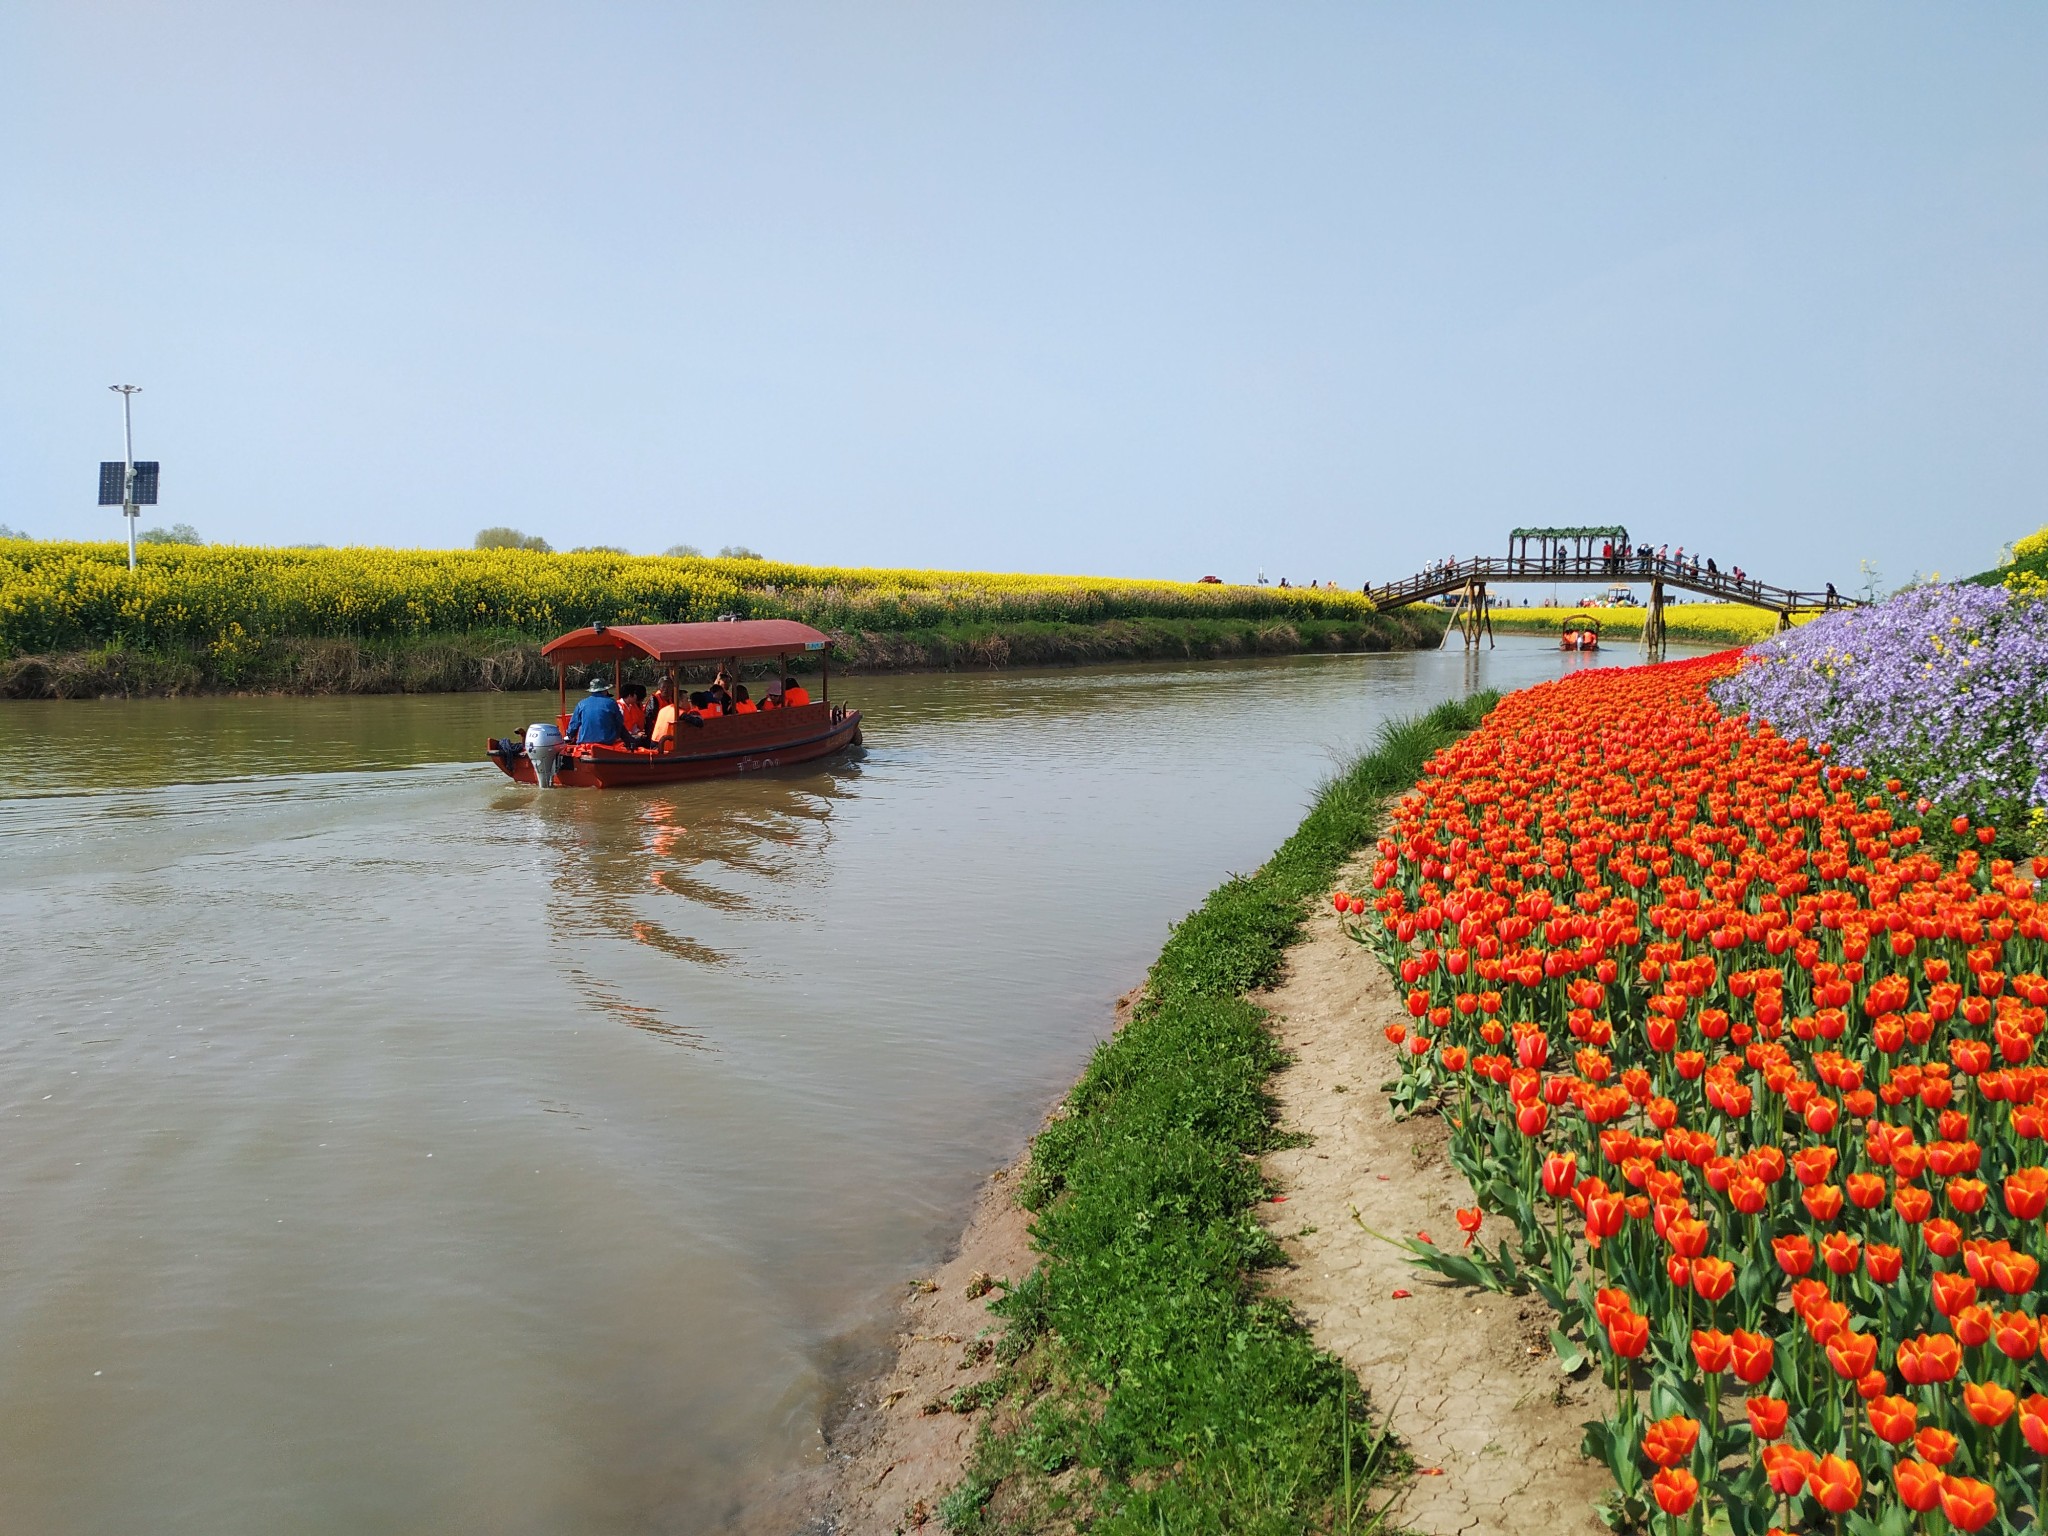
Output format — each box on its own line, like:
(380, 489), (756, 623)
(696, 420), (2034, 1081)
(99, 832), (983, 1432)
(5, 4), (2044, 587)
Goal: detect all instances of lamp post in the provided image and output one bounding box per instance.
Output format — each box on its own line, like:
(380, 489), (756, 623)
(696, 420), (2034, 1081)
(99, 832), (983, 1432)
(110, 385), (142, 572)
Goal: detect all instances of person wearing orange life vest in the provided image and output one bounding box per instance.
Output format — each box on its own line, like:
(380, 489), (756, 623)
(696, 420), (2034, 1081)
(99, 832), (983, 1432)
(779, 675), (811, 707)
(618, 683), (649, 744)
(731, 685), (757, 714)
(649, 681), (680, 750)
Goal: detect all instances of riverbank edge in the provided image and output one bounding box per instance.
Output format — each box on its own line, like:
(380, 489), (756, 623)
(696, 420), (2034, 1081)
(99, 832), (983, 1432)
(824, 690), (1501, 1535)
(0, 612), (1445, 699)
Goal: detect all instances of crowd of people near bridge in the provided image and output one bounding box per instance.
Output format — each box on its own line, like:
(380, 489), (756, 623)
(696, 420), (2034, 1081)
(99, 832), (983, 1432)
(1394, 548), (1850, 607)
(1414, 544), (1775, 592)
(1417, 549), (1754, 587)
(1597, 541), (1754, 588)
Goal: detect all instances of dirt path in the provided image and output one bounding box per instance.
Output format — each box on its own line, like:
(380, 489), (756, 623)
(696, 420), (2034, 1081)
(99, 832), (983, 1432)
(1254, 860), (1611, 1536)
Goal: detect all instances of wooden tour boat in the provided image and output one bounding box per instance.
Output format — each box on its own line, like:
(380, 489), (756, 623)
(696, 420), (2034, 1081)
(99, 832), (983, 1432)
(1560, 613), (1602, 652)
(488, 619), (862, 789)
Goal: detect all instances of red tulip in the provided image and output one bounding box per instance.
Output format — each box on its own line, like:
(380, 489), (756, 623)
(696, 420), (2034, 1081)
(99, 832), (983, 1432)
(1990, 1247), (2039, 1295)
(1825, 1330), (1876, 1381)
(1915, 1427), (1959, 1466)
(1802, 1182), (1844, 1221)
(1691, 1256), (1735, 1302)
(1806, 1453), (1862, 1514)
(1963, 1379), (2016, 1427)
(1583, 1193), (1626, 1247)
(1954, 1304), (1994, 1349)
(1866, 1394), (1917, 1444)
(1771, 1234), (1814, 1276)
(1745, 1395), (1787, 1440)
(1993, 1310), (2039, 1361)
(1639, 1414), (1699, 1468)
(1932, 1271), (1978, 1317)
(1761, 1444), (1814, 1497)
(2020, 1394), (2048, 1455)
(1938, 1475), (1997, 1532)
(1893, 1458), (1943, 1514)
(1893, 1184), (1933, 1223)
(1540, 1151), (1577, 1199)
(1731, 1329), (1774, 1385)
(1897, 1333), (1961, 1385)
(1648, 1467), (1697, 1517)
(1606, 1311), (1649, 1359)
(1820, 1232), (1861, 1275)
(2003, 1167), (2048, 1219)
(1689, 1328), (1733, 1374)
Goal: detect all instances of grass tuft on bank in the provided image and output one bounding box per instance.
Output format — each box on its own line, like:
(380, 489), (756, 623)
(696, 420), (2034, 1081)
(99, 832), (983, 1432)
(941, 690), (1500, 1535)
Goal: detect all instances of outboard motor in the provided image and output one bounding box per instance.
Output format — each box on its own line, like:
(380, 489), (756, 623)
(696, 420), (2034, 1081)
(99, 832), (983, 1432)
(523, 722), (564, 788)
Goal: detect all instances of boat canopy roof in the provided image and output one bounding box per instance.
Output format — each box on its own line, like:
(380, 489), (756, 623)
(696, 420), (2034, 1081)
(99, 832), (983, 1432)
(541, 619), (833, 666)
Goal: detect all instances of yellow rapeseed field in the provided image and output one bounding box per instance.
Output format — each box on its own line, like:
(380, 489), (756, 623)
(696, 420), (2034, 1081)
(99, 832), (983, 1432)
(1485, 603), (1805, 646)
(0, 540), (1377, 655)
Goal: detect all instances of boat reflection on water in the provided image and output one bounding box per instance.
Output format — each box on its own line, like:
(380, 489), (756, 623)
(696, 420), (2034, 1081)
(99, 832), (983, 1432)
(489, 753), (867, 1044)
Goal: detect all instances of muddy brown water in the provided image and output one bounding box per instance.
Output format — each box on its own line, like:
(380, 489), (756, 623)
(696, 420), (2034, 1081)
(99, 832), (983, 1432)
(0, 641), (1691, 1534)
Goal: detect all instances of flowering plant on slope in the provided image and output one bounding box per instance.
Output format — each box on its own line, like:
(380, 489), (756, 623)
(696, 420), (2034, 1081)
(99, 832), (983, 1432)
(1713, 584), (2048, 853)
(1341, 654), (2048, 1532)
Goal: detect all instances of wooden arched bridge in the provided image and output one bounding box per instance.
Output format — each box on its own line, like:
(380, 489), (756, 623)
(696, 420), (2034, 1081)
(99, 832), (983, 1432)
(1364, 525), (1856, 652)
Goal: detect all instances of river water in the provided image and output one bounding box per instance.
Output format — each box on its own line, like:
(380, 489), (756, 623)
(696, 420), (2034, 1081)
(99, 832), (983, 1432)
(0, 640), (1679, 1534)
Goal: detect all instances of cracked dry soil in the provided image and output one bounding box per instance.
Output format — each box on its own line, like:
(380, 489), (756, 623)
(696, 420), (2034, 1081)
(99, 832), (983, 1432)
(1254, 855), (1611, 1536)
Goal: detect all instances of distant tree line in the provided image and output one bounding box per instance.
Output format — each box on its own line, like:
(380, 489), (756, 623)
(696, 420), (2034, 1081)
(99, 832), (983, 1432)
(474, 528), (764, 560)
(1, 523), (203, 544)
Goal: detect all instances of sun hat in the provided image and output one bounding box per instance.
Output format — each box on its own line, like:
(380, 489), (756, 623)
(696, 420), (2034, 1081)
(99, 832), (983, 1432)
(586, 678), (613, 694)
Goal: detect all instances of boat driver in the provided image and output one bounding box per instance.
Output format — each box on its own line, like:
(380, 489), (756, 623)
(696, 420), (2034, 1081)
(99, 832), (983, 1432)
(565, 677), (627, 746)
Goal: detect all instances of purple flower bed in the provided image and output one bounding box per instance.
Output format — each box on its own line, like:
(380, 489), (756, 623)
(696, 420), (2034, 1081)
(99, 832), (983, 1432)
(1712, 583), (2048, 840)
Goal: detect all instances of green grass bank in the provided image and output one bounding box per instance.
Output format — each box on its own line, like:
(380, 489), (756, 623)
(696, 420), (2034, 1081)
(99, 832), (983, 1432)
(0, 612), (1445, 699)
(937, 690), (1500, 1536)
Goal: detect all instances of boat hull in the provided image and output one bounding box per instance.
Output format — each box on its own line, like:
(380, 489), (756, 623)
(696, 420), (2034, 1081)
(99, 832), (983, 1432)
(489, 705), (863, 788)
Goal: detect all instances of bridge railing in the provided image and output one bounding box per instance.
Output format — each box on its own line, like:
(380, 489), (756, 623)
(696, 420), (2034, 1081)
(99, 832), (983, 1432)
(1365, 555), (1848, 614)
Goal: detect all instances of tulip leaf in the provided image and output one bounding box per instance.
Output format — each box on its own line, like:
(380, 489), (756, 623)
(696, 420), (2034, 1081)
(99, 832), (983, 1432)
(1400, 1240), (1501, 1293)
(1842, 1508), (1909, 1536)
(1548, 1327), (1586, 1374)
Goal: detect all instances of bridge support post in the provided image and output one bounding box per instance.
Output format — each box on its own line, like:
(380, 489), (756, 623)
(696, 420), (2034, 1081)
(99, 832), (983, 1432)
(1440, 578), (1493, 651)
(1641, 577), (1666, 660)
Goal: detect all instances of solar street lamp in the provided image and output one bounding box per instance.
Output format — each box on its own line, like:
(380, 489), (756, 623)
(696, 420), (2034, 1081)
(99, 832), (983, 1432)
(100, 385), (157, 572)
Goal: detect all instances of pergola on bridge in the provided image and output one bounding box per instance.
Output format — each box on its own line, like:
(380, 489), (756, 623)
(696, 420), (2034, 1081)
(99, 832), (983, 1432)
(1364, 526), (1856, 654)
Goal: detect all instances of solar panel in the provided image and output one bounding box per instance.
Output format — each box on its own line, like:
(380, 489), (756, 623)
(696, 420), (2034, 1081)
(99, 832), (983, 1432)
(99, 462), (126, 505)
(130, 463), (159, 505)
